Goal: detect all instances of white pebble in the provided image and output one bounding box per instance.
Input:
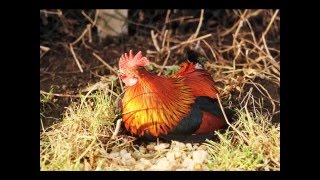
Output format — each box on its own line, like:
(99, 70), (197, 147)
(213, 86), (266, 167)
(119, 149), (127, 156)
(108, 152), (120, 158)
(140, 158), (152, 167)
(139, 146), (146, 154)
(186, 143), (193, 151)
(146, 144), (155, 151)
(182, 157), (195, 170)
(154, 143), (170, 151)
(173, 141), (186, 149)
(122, 152), (132, 160)
(192, 150), (208, 164)
(166, 152), (175, 162)
(151, 157), (171, 170)
(173, 150), (181, 159)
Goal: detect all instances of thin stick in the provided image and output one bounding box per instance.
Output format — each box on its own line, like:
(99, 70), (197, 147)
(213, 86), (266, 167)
(79, 83), (99, 110)
(220, 14), (243, 37)
(150, 62), (176, 69)
(161, 10), (171, 36)
(74, 139), (96, 165)
(161, 30), (168, 50)
(82, 10), (117, 35)
(92, 52), (118, 75)
(258, 10), (279, 45)
(158, 50), (171, 75)
(71, 28), (89, 46)
(40, 46), (50, 58)
(262, 35), (280, 71)
(40, 45), (50, 52)
(111, 119), (122, 139)
(69, 44), (84, 73)
(245, 19), (257, 45)
(151, 30), (160, 52)
(118, 74), (124, 93)
(86, 24), (92, 43)
(170, 34), (212, 51)
(201, 40), (217, 62)
(40, 10), (62, 15)
(165, 16), (193, 24)
(189, 9), (204, 40)
(92, 52), (124, 91)
(216, 94), (250, 144)
(40, 90), (93, 98)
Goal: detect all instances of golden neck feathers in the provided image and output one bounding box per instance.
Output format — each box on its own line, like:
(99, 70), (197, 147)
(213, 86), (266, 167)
(121, 68), (195, 137)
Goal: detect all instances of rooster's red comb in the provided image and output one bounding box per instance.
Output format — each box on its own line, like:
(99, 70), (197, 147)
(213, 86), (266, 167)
(119, 50), (149, 70)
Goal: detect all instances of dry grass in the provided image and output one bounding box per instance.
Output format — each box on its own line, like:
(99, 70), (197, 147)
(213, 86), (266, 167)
(205, 89), (280, 171)
(40, 9), (280, 171)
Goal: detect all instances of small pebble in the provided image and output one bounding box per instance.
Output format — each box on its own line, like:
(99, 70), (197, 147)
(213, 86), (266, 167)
(182, 157), (195, 170)
(154, 143), (170, 151)
(108, 152), (120, 158)
(151, 157), (170, 170)
(192, 150), (207, 164)
(193, 163), (202, 171)
(147, 144), (155, 151)
(119, 149), (127, 156)
(166, 152), (175, 162)
(186, 143), (193, 151)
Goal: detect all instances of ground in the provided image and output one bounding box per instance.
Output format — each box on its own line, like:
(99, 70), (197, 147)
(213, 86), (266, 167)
(40, 9), (280, 171)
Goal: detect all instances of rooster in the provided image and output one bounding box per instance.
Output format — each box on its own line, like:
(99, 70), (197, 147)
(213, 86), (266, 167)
(118, 50), (230, 142)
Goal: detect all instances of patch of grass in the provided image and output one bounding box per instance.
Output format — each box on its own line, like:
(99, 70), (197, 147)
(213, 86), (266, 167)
(40, 90), (133, 170)
(40, 86), (60, 131)
(204, 90), (280, 171)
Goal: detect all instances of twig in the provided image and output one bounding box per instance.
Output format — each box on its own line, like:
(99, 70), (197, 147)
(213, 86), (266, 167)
(221, 10), (263, 37)
(165, 16), (193, 24)
(40, 46), (50, 58)
(262, 35), (280, 71)
(86, 24), (92, 43)
(216, 94), (250, 144)
(82, 10), (95, 26)
(161, 30), (168, 51)
(150, 62), (176, 69)
(201, 40), (217, 62)
(247, 80), (279, 114)
(151, 30), (160, 52)
(170, 34), (212, 51)
(188, 9), (204, 41)
(161, 10), (171, 36)
(69, 44), (84, 73)
(220, 16), (243, 36)
(92, 53), (123, 92)
(40, 90), (91, 98)
(79, 83), (99, 110)
(245, 19), (257, 45)
(74, 139), (96, 165)
(40, 45), (50, 52)
(111, 119), (122, 139)
(71, 28), (89, 46)
(82, 10), (118, 36)
(158, 50), (171, 76)
(40, 9), (62, 16)
(93, 10), (99, 25)
(258, 10), (279, 45)
(92, 52), (118, 75)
